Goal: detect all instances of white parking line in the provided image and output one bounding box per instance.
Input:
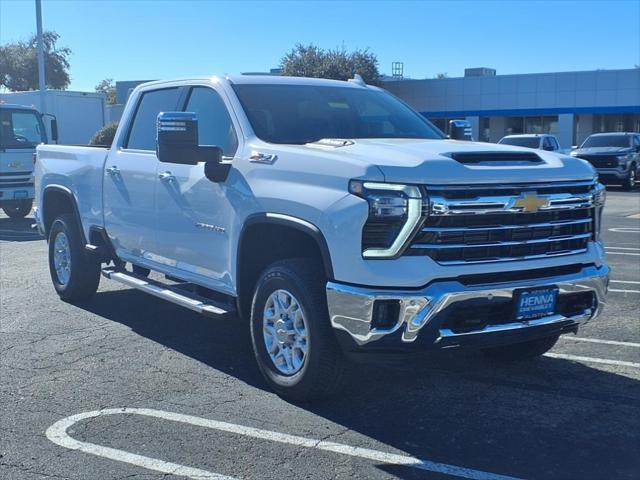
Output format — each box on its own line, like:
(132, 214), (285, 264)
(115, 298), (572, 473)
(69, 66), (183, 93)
(545, 353), (640, 369)
(606, 247), (640, 251)
(46, 408), (520, 480)
(608, 227), (640, 233)
(606, 252), (640, 257)
(609, 288), (640, 293)
(611, 280), (640, 285)
(561, 336), (640, 348)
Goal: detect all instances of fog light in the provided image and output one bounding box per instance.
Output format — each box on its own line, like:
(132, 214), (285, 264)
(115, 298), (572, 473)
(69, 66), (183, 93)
(371, 300), (401, 330)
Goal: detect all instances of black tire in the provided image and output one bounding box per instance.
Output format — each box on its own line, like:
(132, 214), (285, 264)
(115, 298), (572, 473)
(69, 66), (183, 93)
(48, 213), (101, 302)
(249, 259), (345, 402)
(2, 199), (33, 218)
(622, 164), (636, 191)
(482, 334), (560, 361)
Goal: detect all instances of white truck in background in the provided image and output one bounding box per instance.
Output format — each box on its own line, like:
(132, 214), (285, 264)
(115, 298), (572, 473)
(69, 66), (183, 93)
(0, 104), (57, 218)
(35, 75), (610, 401)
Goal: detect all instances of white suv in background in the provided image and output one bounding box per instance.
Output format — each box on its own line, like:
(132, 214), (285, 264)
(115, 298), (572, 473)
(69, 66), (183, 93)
(499, 134), (561, 152)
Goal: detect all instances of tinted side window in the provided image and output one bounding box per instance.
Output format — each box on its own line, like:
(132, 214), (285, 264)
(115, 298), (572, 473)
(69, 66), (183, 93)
(550, 137), (559, 150)
(184, 87), (238, 157)
(126, 88), (181, 150)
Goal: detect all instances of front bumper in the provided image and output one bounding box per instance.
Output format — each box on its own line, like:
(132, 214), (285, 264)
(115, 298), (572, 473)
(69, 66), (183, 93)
(594, 166), (632, 180)
(327, 264), (609, 352)
(0, 184), (34, 204)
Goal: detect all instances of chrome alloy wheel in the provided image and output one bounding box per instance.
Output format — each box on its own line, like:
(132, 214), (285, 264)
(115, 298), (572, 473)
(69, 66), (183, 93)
(53, 231), (72, 285)
(263, 289), (308, 375)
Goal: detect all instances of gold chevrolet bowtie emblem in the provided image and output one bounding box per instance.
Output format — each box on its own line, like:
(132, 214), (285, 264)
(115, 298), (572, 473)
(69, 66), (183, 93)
(513, 192), (549, 213)
(7, 161), (20, 169)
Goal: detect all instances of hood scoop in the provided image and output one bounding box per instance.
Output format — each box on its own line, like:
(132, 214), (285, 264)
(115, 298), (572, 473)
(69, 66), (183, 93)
(448, 151), (544, 166)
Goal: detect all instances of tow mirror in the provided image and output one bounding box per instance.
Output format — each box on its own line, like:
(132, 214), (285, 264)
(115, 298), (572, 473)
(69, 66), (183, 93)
(157, 112), (230, 182)
(449, 120), (473, 141)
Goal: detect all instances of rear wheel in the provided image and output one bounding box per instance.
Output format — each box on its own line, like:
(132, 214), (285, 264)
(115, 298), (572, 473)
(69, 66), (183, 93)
(48, 214), (101, 302)
(2, 199), (33, 218)
(482, 335), (559, 361)
(623, 164), (636, 190)
(249, 259), (345, 402)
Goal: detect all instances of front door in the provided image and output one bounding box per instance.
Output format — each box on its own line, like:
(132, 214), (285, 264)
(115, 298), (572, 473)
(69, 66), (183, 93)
(153, 86), (240, 295)
(103, 87), (182, 263)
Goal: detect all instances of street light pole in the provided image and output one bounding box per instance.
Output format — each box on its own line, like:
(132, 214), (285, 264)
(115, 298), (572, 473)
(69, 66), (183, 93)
(35, 0), (46, 112)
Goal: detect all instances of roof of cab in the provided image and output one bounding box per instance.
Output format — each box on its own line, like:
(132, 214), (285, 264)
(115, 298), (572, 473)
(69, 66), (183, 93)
(589, 132), (637, 136)
(501, 133), (553, 138)
(0, 103), (39, 111)
(135, 75), (367, 90)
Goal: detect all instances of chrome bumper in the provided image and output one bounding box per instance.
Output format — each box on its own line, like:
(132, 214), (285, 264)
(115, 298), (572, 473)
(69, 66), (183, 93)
(327, 265), (610, 346)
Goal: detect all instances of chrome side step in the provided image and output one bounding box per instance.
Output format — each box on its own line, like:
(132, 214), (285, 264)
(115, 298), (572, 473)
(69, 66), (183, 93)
(101, 267), (232, 318)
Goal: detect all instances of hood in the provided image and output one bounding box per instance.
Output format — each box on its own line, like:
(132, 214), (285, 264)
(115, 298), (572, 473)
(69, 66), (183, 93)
(572, 146), (631, 156)
(297, 138), (596, 185)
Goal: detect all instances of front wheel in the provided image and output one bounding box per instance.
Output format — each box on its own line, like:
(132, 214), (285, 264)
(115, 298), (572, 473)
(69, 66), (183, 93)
(249, 259), (345, 402)
(2, 199), (33, 218)
(482, 334), (560, 361)
(622, 164), (636, 191)
(48, 213), (101, 302)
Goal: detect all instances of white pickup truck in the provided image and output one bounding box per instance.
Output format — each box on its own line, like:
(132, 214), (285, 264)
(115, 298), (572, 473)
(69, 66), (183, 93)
(35, 76), (610, 400)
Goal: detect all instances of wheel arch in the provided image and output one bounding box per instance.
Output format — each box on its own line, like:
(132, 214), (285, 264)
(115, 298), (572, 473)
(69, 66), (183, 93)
(235, 213), (334, 319)
(41, 185), (85, 243)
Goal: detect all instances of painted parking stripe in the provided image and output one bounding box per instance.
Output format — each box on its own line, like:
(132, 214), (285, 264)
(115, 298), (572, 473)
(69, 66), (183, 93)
(609, 288), (640, 293)
(46, 408), (520, 480)
(611, 280), (640, 285)
(605, 251), (640, 256)
(606, 246), (640, 251)
(608, 227), (640, 233)
(561, 336), (640, 348)
(545, 353), (640, 369)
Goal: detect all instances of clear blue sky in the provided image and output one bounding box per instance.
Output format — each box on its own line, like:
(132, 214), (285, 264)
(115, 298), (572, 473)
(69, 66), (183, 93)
(1, 0), (639, 91)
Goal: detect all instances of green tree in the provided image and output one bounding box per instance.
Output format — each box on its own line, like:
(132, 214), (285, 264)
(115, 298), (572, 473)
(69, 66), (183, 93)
(90, 122), (118, 146)
(0, 31), (71, 91)
(95, 78), (117, 105)
(280, 44), (380, 85)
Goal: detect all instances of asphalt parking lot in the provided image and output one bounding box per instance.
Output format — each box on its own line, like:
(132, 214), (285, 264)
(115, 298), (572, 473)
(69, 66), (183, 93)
(1, 189), (639, 480)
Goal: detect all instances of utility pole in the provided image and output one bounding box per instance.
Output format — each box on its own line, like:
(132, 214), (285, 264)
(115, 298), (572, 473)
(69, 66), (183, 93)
(35, 0), (46, 112)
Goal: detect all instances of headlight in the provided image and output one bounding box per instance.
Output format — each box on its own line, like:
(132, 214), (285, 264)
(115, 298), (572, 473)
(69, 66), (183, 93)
(592, 182), (606, 242)
(349, 180), (424, 259)
(616, 153), (633, 162)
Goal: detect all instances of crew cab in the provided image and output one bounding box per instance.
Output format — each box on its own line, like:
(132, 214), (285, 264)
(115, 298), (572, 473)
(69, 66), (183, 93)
(0, 104), (57, 218)
(498, 134), (562, 152)
(35, 76), (609, 400)
(571, 132), (640, 190)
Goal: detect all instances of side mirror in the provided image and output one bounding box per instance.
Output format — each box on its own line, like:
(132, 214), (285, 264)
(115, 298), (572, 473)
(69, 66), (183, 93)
(449, 120), (473, 141)
(50, 118), (59, 143)
(157, 112), (230, 182)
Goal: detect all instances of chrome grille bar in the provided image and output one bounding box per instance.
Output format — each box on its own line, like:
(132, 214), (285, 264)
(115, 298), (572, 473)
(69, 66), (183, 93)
(408, 182), (596, 264)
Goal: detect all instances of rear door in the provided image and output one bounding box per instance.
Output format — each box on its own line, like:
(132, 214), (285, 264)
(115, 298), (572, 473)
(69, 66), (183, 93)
(0, 109), (45, 202)
(103, 87), (182, 263)
(153, 85), (240, 294)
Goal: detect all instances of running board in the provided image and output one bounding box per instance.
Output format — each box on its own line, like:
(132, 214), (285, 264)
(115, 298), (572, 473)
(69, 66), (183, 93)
(101, 267), (232, 318)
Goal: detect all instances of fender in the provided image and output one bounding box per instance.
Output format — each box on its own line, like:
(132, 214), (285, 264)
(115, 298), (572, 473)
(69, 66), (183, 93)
(41, 185), (86, 243)
(238, 212), (335, 281)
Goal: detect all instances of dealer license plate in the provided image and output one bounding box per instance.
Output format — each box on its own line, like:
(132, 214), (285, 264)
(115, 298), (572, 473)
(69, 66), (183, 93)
(514, 287), (558, 321)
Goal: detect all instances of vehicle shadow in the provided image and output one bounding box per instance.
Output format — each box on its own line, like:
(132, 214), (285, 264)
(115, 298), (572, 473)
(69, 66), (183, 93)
(83, 288), (640, 480)
(0, 215), (44, 242)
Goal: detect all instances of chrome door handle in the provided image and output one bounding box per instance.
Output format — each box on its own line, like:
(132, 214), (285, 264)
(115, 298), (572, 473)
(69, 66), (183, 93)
(105, 165), (119, 175)
(158, 171), (175, 181)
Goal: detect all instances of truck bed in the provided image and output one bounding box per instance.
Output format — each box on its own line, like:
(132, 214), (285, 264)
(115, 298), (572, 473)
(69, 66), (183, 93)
(35, 144), (109, 240)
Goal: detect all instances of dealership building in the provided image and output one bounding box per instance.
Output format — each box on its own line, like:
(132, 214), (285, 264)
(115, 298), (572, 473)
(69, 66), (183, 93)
(382, 67), (640, 148)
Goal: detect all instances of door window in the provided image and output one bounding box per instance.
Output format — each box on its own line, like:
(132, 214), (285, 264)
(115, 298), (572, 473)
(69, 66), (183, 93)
(184, 87), (238, 157)
(125, 88), (181, 151)
(0, 109), (46, 148)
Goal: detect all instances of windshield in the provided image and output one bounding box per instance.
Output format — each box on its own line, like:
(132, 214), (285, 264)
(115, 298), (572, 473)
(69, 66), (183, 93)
(232, 84), (444, 144)
(498, 137), (540, 148)
(581, 135), (631, 148)
(0, 109), (46, 148)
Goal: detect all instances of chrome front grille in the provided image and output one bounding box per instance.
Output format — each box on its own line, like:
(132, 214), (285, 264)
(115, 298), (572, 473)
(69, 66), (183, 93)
(408, 181), (596, 265)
